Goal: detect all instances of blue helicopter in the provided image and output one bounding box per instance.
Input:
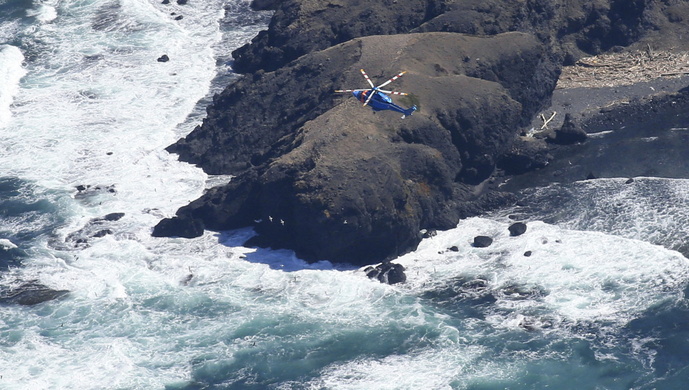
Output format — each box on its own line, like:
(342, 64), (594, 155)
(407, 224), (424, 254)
(336, 69), (417, 118)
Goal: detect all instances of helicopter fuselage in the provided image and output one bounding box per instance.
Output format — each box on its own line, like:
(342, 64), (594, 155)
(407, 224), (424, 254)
(353, 90), (415, 117)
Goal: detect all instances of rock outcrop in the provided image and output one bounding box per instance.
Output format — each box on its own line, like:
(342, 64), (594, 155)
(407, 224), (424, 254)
(155, 0), (689, 265)
(160, 32), (556, 264)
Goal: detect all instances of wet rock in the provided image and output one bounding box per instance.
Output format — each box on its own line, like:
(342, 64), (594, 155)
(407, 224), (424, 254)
(102, 212), (124, 221)
(508, 222), (527, 236)
(152, 216), (204, 238)
(0, 281), (69, 306)
(472, 236), (493, 248)
(422, 277), (496, 307)
(364, 262), (406, 285)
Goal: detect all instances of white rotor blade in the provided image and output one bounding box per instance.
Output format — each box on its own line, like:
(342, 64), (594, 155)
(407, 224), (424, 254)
(376, 71), (406, 89)
(335, 89), (368, 93)
(363, 89), (376, 106)
(360, 69), (375, 88)
(378, 90), (409, 95)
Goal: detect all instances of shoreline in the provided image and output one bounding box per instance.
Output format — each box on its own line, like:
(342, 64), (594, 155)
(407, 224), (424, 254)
(498, 73), (689, 194)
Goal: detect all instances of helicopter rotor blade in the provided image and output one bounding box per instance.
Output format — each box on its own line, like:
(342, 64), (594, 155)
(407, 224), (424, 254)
(360, 69), (375, 88)
(363, 89), (376, 106)
(335, 89), (368, 93)
(376, 71), (406, 89)
(378, 90), (409, 95)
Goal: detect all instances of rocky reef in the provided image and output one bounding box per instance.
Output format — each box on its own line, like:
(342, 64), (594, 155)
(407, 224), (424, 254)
(155, 0), (689, 265)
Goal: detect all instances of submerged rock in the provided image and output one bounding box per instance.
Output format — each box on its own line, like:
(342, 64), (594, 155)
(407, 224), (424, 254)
(0, 281), (69, 306)
(62, 212), (125, 249)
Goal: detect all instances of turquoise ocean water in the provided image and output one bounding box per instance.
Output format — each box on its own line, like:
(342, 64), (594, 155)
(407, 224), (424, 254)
(2, 1), (689, 389)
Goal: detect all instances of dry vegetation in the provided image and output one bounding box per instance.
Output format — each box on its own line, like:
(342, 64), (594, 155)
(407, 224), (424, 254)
(557, 47), (689, 89)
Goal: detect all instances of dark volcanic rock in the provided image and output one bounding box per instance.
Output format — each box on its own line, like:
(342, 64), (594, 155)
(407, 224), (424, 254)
(508, 222), (527, 236)
(232, 0), (665, 74)
(152, 216), (205, 238)
(365, 262), (407, 285)
(231, 0), (440, 73)
(473, 236), (493, 248)
(498, 137), (552, 175)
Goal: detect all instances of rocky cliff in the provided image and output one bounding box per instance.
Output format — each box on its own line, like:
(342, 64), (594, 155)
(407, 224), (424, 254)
(154, 0), (689, 265)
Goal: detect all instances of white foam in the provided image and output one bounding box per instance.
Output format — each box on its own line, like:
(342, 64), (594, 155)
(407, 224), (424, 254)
(310, 346), (504, 390)
(588, 130), (614, 138)
(397, 217), (689, 328)
(26, 2), (58, 23)
(0, 238), (18, 250)
(0, 45), (26, 128)
(517, 178), (689, 253)
(0, 1), (272, 387)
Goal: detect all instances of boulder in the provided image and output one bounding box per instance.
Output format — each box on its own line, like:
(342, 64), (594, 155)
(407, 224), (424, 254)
(508, 222), (527, 236)
(473, 236), (493, 248)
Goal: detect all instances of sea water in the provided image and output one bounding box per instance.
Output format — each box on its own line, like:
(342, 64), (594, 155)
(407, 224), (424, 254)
(1, 1), (689, 389)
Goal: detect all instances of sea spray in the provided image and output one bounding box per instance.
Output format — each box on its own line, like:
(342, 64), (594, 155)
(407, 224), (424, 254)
(0, 45), (26, 128)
